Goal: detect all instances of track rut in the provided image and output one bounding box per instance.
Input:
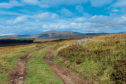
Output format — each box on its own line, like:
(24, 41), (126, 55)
(43, 48), (92, 84)
(9, 47), (44, 84)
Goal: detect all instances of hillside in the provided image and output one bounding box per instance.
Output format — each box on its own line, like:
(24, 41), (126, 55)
(31, 30), (108, 39)
(57, 33), (126, 83)
(0, 31), (108, 39)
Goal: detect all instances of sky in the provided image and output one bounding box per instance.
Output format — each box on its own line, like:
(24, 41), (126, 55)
(0, 0), (126, 35)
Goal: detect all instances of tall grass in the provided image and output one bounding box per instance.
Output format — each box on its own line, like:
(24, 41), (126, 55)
(58, 34), (126, 83)
(0, 44), (36, 84)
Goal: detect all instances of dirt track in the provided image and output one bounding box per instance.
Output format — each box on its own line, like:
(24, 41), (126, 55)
(9, 47), (44, 84)
(43, 48), (92, 84)
(9, 46), (92, 84)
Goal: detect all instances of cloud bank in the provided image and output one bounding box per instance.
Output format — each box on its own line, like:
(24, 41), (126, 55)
(0, 0), (126, 35)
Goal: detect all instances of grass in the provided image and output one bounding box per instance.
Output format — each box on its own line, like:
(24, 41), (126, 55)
(0, 44), (36, 84)
(1, 34), (125, 84)
(52, 39), (77, 64)
(58, 34), (126, 84)
(25, 45), (63, 84)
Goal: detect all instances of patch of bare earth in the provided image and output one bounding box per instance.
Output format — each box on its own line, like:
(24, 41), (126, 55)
(43, 48), (92, 84)
(9, 47), (44, 84)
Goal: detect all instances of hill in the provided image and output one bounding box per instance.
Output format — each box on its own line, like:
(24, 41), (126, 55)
(31, 30), (107, 39)
(0, 31), (109, 39)
(57, 33), (126, 83)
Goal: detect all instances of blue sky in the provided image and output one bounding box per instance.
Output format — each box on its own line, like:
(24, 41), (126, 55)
(0, 0), (126, 35)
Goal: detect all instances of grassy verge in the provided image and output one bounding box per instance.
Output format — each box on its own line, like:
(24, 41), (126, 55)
(53, 42), (74, 64)
(25, 46), (63, 84)
(58, 34), (126, 84)
(0, 44), (36, 84)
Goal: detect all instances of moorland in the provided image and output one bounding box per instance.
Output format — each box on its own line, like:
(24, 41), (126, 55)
(0, 33), (126, 84)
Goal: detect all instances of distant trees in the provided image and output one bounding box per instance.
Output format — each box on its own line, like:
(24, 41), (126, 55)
(0, 39), (33, 45)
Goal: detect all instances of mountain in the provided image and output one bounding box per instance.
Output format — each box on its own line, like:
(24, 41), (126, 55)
(31, 30), (108, 39)
(0, 31), (109, 39)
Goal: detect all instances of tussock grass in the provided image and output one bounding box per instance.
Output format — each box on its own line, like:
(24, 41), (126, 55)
(52, 40), (77, 64)
(58, 34), (126, 83)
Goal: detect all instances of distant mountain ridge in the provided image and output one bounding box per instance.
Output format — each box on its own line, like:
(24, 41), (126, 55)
(31, 30), (108, 39)
(32, 31), (82, 38)
(0, 31), (109, 39)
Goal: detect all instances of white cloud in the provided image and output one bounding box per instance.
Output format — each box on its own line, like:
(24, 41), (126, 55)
(0, 10), (22, 15)
(7, 12), (59, 24)
(0, 0), (115, 8)
(41, 22), (110, 33)
(112, 9), (119, 12)
(41, 15), (126, 33)
(39, 0), (88, 6)
(90, 0), (113, 7)
(20, 0), (88, 7)
(0, 33), (16, 36)
(113, 0), (126, 7)
(75, 17), (86, 22)
(1, 11), (126, 34)
(76, 5), (84, 13)
(0, 0), (22, 8)
(8, 15), (28, 24)
(111, 0), (126, 14)
(61, 8), (73, 17)
(36, 12), (58, 20)
(14, 16), (27, 23)
(22, 0), (39, 5)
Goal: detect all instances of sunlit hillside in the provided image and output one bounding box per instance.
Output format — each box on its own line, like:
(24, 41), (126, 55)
(57, 34), (126, 84)
(0, 34), (126, 84)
